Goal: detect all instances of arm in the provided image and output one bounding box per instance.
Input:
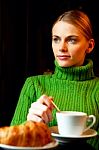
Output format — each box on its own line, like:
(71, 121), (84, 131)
(10, 77), (36, 126)
(10, 76), (54, 126)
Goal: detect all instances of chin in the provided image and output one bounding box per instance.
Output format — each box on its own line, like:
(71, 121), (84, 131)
(56, 59), (73, 67)
(58, 63), (71, 67)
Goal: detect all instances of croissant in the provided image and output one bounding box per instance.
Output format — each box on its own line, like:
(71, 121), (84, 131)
(0, 121), (52, 147)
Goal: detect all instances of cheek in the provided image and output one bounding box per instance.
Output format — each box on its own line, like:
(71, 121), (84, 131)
(70, 45), (86, 56)
(52, 45), (57, 55)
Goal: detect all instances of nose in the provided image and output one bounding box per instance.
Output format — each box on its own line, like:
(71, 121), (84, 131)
(59, 42), (68, 52)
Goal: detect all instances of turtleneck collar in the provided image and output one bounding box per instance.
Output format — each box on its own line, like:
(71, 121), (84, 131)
(53, 59), (95, 81)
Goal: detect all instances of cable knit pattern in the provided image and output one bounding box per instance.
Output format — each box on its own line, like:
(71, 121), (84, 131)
(11, 59), (99, 150)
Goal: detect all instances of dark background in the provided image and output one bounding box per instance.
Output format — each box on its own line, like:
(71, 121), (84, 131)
(0, 0), (99, 126)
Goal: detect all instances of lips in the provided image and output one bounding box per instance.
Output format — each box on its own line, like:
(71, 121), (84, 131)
(57, 55), (70, 60)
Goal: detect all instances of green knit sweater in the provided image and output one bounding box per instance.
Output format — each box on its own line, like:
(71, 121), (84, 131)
(11, 59), (99, 150)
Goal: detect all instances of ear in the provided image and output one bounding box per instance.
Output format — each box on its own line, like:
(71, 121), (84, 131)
(86, 39), (95, 53)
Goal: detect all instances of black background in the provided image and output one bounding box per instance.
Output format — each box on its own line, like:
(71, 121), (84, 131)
(0, 0), (99, 126)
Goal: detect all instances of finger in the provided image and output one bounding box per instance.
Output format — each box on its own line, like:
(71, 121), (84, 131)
(29, 104), (52, 123)
(41, 112), (49, 124)
(28, 108), (49, 123)
(29, 107), (49, 121)
(37, 95), (52, 107)
(48, 96), (55, 110)
(27, 114), (43, 122)
(46, 108), (53, 122)
(38, 95), (54, 110)
(30, 102), (48, 111)
(41, 108), (53, 123)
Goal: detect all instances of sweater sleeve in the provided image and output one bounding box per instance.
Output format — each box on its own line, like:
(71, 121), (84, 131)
(10, 77), (36, 126)
(87, 81), (99, 150)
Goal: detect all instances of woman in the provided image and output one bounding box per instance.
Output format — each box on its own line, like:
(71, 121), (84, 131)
(11, 10), (99, 149)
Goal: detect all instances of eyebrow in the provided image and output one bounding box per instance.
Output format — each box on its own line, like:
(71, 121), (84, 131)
(52, 35), (79, 39)
(52, 35), (59, 38)
(66, 35), (79, 39)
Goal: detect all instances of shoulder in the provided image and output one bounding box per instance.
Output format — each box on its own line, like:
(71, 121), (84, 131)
(25, 73), (53, 84)
(92, 76), (99, 87)
(94, 76), (99, 83)
(93, 77), (99, 96)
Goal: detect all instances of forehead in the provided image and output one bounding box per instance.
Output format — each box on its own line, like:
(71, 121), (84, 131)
(52, 21), (81, 36)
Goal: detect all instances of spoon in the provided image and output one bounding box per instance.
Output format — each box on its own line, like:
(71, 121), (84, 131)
(51, 100), (60, 112)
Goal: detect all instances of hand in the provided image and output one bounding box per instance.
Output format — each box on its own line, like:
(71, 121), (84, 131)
(27, 94), (55, 124)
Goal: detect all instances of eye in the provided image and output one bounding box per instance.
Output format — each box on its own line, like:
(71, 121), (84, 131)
(67, 36), (78, 44)
(52, 37), (61, 44)
(68, 38), (77, 44)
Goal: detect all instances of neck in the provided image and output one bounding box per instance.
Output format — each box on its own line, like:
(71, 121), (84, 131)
(53, 59), (95, 81)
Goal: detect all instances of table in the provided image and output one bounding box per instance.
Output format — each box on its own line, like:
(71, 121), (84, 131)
(55, 141), (95, 150)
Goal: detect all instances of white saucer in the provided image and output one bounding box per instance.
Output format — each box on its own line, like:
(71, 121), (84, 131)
(50, 126), (97, 143)
(0, 140), (58, 150)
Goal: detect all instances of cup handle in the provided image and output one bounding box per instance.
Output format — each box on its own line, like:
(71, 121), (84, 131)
(84, 115), (96, 132)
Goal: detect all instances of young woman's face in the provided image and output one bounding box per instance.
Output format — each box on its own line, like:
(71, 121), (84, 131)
(52, 21), (93, 67)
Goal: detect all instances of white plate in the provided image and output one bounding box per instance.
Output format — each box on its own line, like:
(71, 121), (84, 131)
(50, 126), (97, 143)
(0, 140), (58, 150)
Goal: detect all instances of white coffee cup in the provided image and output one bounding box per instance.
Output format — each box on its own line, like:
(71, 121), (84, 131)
(56, 111), (96, 136)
